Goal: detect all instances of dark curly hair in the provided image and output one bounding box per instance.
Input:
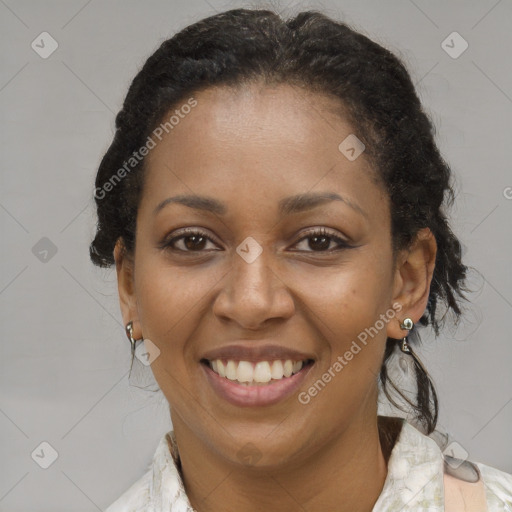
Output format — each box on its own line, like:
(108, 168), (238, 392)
(90, 8), (468, 435)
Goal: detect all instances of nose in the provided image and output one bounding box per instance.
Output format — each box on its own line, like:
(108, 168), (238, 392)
(212, 246), (295, 330)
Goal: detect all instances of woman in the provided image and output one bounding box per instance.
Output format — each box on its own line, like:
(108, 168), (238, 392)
(90, 8), (512, 511)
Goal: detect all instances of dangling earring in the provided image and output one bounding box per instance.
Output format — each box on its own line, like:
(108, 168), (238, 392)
(124, 322), (160, 392)
(125, 321), (143, 358)
(399, 317), (414, 354)
(397, 317), (414, 375)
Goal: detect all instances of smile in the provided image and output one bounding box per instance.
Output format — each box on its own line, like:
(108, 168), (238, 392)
(200, 358), (315, 407)
(204, 358), (313, 385)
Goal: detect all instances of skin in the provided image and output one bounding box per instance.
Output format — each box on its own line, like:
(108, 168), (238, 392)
(114, 83), (437, 512)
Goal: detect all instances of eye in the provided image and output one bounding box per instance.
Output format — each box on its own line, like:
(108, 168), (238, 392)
(161, 228), (220, 252)
(161, 227), (351, 254)
(292, 227), (350, 252)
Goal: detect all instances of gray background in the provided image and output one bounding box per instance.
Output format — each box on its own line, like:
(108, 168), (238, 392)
(1, 0), (511, 510)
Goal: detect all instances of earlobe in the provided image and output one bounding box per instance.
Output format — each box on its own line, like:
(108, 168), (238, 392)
(387, 228), (437, 339)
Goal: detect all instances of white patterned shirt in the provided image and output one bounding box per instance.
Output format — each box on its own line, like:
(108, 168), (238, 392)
(105, 417), (512, 511)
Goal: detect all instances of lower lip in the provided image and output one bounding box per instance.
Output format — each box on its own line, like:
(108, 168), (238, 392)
(201, 362), (314, 407)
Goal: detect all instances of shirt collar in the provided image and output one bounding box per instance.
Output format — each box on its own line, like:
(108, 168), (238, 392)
(149, 430), (194, 511)
(372, 419), (445, 510)
(148, 418), (445, 511)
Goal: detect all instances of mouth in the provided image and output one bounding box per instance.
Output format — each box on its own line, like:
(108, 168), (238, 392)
(201, 358), (314, 385)
(200, 357), (315, 407)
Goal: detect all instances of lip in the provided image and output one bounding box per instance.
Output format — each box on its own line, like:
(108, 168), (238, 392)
(201, 360), (314, 407)
(200, 344), (314, 363)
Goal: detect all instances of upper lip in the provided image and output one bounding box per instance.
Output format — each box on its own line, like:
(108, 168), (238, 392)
(200, 344), (315, 363)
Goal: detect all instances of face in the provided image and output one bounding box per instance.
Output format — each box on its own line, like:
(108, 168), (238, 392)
(116, 83), (407, 467)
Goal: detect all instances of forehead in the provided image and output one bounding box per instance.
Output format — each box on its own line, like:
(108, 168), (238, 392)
(141, 83), (387, 222)
(148, 83), (356, 162)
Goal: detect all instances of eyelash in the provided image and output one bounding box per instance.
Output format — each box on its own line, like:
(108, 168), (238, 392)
(161, 227), (350, 254)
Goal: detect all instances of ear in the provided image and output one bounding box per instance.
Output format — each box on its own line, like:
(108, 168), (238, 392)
(113, 238), (142, 339)
(386, 228), (437, 339)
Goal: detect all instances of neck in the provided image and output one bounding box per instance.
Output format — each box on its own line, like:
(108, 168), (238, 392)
(172, 413), (400, 512)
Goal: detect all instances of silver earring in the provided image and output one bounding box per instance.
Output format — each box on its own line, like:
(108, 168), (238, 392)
(400, 318), (414, 330)
(125, 322), (159, 391)
(125, 321), (143, 358)
(399, 317), (414, 354)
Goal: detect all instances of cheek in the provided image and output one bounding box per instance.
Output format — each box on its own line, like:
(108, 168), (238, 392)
(135, 254), (223, 331)
(133, 260), (201, 373)
(300, 279), (390, 423)
(295, 256), (393, 378)
(298, 258), (393, 331)
(132, 254), (230, 394)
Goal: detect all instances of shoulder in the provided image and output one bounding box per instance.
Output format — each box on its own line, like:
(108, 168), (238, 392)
(103, 430), (193, 512)
(104, 469), (152, 512)
(476, 461), (512, 509)
(375, 416), (512, 510)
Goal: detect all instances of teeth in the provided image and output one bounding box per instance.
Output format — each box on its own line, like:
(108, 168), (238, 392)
(271, 360), (284, 379)
(225, 360), (237, 380)
(283, 360), (293, 378)
(254, 361), (272, 383)
(292, 361), (303, 373)
(237, 361), (253, 383)
(208, 359), (307, 384)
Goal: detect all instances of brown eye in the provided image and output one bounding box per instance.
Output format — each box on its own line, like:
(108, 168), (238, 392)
(162, 229), (219, 252)
(293, 228), (349, 252)
(308, 234), (331, 251)
(183, 234), (208, 251)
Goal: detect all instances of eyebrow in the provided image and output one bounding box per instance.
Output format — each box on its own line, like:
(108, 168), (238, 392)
(153, 192), (367, 218)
